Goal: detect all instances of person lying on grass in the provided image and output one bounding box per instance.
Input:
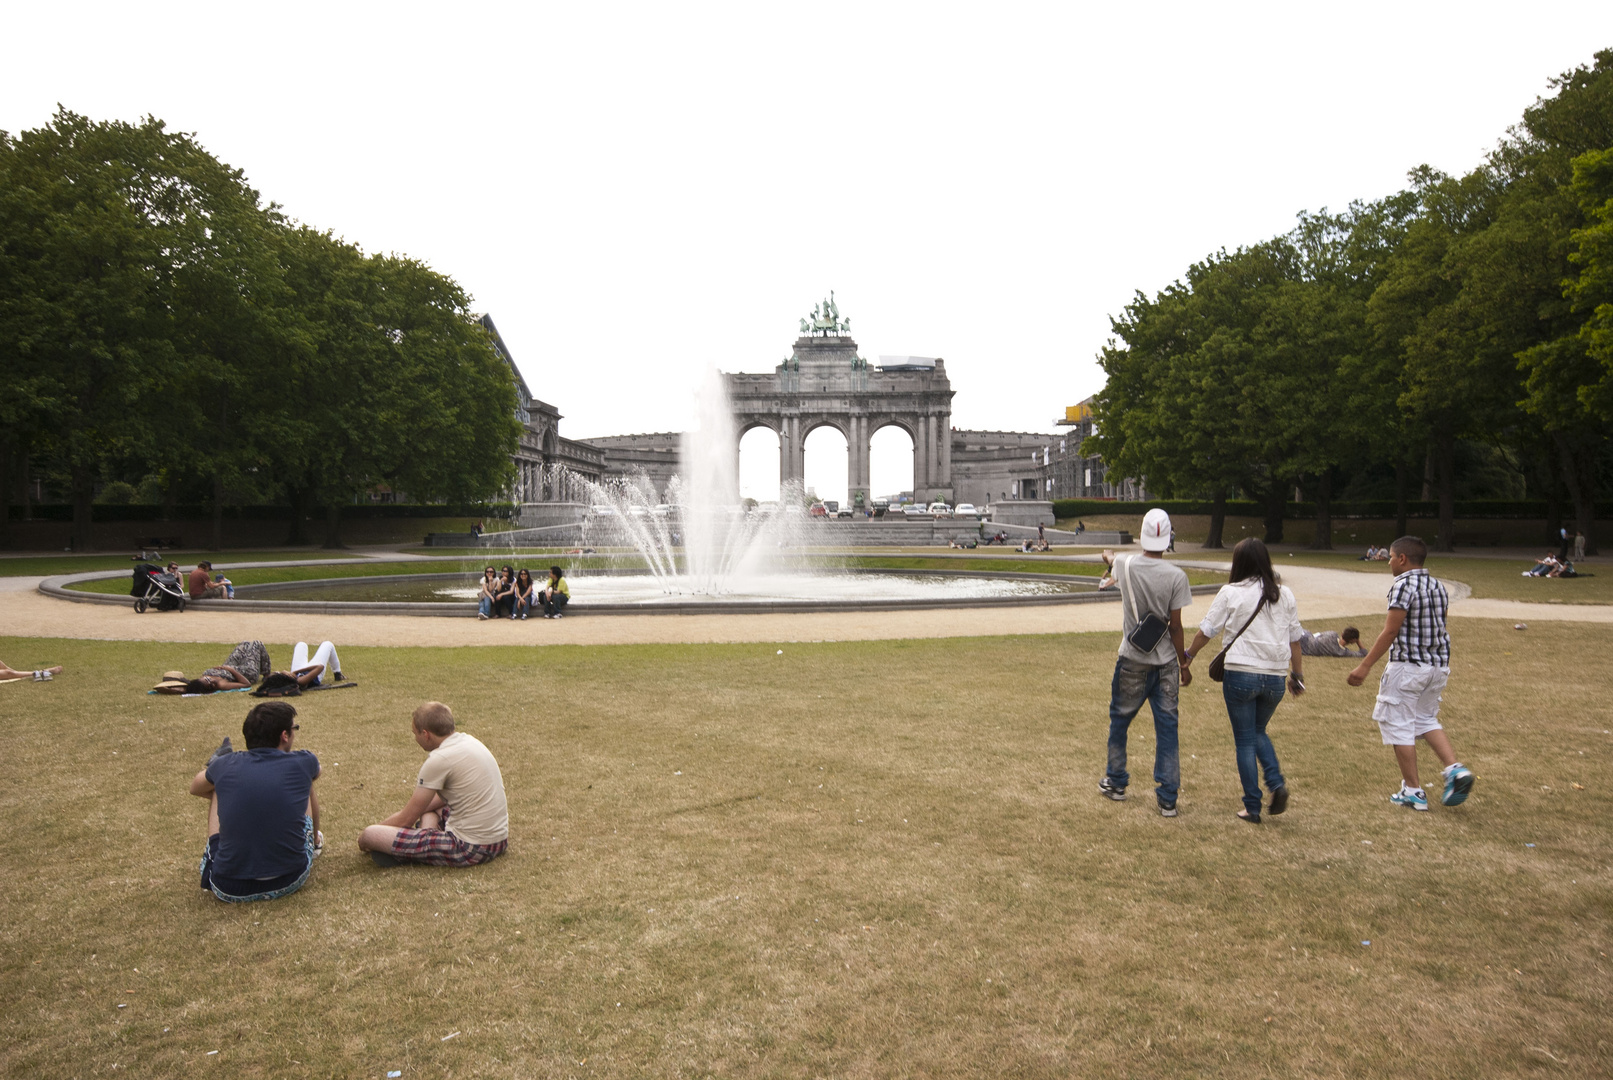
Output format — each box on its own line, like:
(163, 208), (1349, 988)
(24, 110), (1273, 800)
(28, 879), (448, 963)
(189, 701), (323, 903)
(184, 640), (343, 694)
(358, 701), (509, 868)
(1, 660), (63, 681)
(1297, 625), (1366, 657)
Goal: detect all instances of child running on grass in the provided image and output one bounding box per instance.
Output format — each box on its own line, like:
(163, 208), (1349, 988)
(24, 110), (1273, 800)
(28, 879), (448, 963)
(1346, 536), (1475, 811)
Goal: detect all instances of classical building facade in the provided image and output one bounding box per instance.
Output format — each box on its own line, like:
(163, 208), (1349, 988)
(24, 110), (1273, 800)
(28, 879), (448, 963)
(560, 304), (1144, 509)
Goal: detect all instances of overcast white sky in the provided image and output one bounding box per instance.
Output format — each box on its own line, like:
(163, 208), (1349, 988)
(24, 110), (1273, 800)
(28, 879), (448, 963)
(5, 4), (1610, 502)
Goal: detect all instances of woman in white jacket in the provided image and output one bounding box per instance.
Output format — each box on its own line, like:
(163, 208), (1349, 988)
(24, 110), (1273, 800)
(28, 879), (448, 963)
(1182, 538), (1306, 823)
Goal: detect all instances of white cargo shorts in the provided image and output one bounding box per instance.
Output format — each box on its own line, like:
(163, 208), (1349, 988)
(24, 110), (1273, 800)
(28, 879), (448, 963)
(1372, 661), (1448, 745)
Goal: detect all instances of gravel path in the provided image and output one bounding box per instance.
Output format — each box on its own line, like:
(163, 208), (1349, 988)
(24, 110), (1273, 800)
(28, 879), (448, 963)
(5, 561), (1606, 646)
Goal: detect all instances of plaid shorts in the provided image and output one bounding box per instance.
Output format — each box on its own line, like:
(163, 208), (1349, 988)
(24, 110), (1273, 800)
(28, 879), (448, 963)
(391, 807), (507, 867)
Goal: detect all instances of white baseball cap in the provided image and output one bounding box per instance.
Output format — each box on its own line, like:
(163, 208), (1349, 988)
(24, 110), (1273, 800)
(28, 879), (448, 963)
(1139, 508), (1172, 552)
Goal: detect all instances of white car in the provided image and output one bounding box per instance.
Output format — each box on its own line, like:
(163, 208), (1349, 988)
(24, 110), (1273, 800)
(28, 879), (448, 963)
(928, 502), (952, 516)
(902, 505), (930, 517)
(953, 503), (979, 519)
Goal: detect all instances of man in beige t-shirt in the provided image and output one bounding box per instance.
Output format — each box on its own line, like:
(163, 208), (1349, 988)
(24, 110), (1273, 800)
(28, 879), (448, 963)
(359, 701), (509, 867)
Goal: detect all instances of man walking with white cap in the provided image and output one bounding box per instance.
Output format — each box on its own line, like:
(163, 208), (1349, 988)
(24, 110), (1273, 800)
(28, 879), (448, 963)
(1097, 508), (1193, 816)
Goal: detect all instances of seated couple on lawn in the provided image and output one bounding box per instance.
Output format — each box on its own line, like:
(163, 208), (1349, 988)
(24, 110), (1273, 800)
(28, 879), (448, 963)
(478, 565), (569, 620)
(175, 640), (344, 695)
(189, 700), (507, 903)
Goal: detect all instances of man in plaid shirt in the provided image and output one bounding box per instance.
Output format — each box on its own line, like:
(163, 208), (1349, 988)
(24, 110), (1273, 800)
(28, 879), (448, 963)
(1347, 536), (1475, 811)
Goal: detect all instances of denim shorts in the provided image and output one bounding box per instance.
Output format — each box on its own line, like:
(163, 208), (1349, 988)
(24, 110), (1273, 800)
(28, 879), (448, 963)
(200, 816), (315, 903)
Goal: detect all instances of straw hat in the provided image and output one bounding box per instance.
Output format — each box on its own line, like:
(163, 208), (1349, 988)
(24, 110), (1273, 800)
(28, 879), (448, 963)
(153, 671), (189, 694)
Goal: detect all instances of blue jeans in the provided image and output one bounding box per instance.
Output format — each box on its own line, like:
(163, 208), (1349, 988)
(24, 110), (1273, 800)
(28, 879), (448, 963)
(1105, 656), (1180, 804)
(478, 595), (493, 617)
(1222, 670), (1286, 815)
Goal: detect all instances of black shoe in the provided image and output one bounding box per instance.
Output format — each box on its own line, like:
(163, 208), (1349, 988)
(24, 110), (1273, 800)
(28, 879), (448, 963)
(1268, 786), (1289, 816)
(332, 671), (344, 683)
(1098, 777), (1127, 801)
(1237, 809), (1261, 824)
(369, 851), (404, 867)
(1159, 801), (1178, 818)
(206, 737), (233, 768)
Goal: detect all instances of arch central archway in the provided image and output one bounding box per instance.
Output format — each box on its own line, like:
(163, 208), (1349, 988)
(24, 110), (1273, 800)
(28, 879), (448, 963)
(802, 423), (849, 507)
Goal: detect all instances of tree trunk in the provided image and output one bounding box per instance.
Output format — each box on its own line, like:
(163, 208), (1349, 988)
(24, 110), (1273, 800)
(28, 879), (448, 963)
(161, 475), (176, 523)
(1543, 465), (1563, 548)
(323, 501), (345, 549)
(211, 473), (225, 552)
(1262, 484), (1285, 545)
(1310, 470), (1334, 550)
(1204, 488), (1227, 550)
(70, 463), (95, 552)
(0, 442), (11, 547)
(1421, 444), (1435, 501)
(1394, 458), (1410, 540)
(1555, 432), (1598, 558)
(1434, 432), (1456, 552)
(285, 485), (311, 545)
(21, 450), (33, 521)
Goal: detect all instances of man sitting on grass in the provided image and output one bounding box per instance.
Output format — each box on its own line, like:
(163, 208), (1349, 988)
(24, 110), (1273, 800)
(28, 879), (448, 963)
(190, 701), (323, 903)
(359, 702), (509, 867)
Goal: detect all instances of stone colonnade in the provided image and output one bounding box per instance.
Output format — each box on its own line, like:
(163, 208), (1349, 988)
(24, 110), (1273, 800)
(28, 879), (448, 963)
(765, 412), (952, 505)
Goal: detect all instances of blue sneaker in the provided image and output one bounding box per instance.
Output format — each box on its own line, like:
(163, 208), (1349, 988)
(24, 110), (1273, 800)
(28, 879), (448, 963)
(1442, 764), (1475, 806)
(1390, 784), (1428, 812)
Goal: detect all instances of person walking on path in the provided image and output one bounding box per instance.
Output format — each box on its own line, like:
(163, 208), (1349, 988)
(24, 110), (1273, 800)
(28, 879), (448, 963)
(359, 702), (509, 867)
(1347, 536), (1476, 812)
(1096, 508), (1193, 817)
(1182, 538), (1305, 823)
(1574, 530), (1587, 561)
(189, 701), (322, 902)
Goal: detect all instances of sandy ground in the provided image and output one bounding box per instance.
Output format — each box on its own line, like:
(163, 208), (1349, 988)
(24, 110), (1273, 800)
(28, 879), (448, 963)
(5, 562), (1608, 647)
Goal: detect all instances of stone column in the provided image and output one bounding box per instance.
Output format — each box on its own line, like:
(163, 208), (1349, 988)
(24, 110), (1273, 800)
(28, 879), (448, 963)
(938, 418), (952, 491)
(917, 415), (932, 496)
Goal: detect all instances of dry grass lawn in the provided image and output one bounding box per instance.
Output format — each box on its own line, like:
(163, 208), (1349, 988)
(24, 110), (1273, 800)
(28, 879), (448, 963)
(1, 622), (1609, 1078)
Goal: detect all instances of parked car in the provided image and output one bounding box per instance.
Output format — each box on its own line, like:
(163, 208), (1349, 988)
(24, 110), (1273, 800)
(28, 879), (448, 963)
(928, 502), (952, 516)
(902, 505), (930, 517)
(809, 503), (829, 517)
(953, 503), (980, 519)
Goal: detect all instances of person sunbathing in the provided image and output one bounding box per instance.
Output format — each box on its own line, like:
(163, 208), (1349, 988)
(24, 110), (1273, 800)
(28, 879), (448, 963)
(185, 640), (342, 694)
(2, 661), (63, 682)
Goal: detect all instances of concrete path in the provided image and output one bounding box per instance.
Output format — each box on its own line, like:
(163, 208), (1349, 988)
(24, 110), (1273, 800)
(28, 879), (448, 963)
(4, 560), (1609, 646)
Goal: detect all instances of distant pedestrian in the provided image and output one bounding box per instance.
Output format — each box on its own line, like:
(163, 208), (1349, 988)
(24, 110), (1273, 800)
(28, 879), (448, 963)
(1574, 530), (1586, 560)
(1038, 522), (1046, 543)
(1559, 526), (1570, 561)
(1347, 536), (1475, 812)
(1096, 508), (1192, 818)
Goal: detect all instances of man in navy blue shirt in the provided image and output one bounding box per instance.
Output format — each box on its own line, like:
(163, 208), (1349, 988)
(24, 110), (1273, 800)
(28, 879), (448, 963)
(190, 701), (323, 902)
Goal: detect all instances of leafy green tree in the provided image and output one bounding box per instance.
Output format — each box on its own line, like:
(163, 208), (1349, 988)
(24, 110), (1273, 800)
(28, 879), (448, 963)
(0, 109), (276, 550)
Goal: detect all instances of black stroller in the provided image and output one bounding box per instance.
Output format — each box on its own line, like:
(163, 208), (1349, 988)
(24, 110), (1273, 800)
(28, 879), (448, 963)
(131, 564), (186, 613)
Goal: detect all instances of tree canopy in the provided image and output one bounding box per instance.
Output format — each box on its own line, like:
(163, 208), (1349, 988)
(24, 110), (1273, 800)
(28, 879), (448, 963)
(1087, 50), (1613, 553)
(0, 109), (519, 549)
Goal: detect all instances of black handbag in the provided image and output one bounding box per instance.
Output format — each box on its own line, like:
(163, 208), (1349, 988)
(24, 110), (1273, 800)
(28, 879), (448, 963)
(1208, 594), (1268, 682)
(1121, 556), (1171, 653)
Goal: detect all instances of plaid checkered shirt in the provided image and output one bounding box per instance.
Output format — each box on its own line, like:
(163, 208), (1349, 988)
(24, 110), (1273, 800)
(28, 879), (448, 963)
(1385, 568), (1450, 666)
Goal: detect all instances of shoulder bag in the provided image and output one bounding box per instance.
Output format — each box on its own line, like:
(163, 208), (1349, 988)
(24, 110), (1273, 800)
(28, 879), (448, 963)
(1121, 556), (1171, 653)
(1207, 590), (1268, 682)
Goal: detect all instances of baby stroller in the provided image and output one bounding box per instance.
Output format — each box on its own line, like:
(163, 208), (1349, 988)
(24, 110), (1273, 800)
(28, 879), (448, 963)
(131, 564), (186, 613)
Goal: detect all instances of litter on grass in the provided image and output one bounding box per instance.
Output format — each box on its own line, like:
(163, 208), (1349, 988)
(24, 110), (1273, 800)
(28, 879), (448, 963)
(441, 1031), (460, 1042)
(388, 1073), (402, 1078)
(1361, 941), (1371, 946)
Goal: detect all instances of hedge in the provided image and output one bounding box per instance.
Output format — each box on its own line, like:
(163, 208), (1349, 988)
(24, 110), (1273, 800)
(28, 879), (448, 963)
(6, 503), (518, 523)
(1050, 499), (1605, 521)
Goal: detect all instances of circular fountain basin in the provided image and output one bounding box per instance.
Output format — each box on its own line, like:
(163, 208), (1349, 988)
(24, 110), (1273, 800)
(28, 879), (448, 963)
(244, 570), (1093, 607)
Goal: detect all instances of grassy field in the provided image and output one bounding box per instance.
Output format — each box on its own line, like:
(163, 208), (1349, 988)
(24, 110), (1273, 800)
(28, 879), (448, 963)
(1, 623), (1608, 1078)
(0, 550), (351, 578)
(1169, 550), (1613, 605)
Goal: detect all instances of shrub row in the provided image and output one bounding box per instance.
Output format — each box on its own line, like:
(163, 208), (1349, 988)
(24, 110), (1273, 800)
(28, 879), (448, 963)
(1050, 499), (1605, 521)
(5, 503), (518, 523)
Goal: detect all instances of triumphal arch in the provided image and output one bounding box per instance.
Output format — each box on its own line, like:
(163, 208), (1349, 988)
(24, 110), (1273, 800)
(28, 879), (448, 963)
(725, 295), (955, 506)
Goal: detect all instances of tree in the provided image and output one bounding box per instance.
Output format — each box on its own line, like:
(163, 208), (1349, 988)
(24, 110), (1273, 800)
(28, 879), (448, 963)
(0, 109), (276, 550)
